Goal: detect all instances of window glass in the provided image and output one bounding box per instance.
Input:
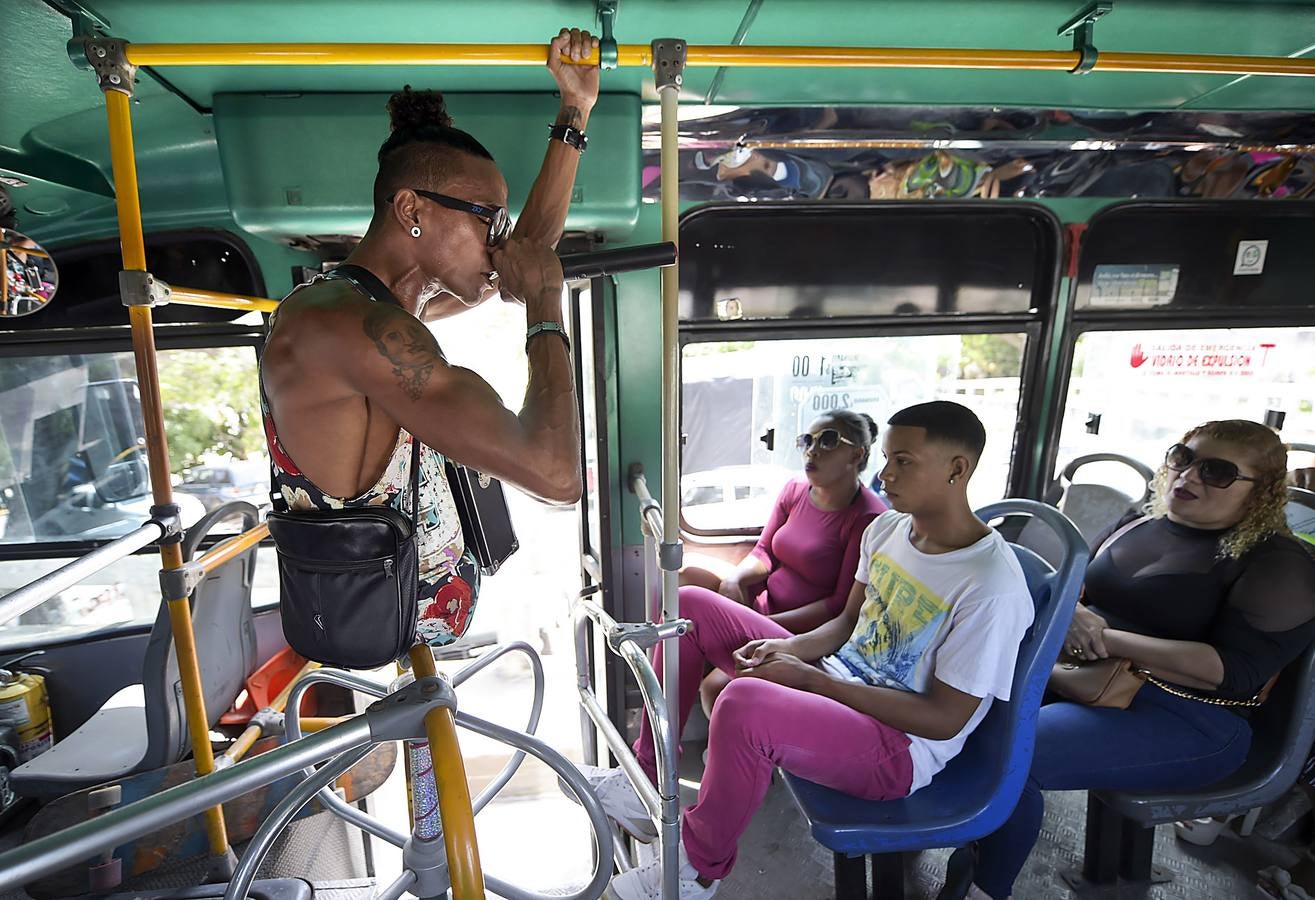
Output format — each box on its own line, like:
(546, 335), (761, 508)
(1054, 327), (1315, 501)
(679, 207), (1053, 322)
(0, 546), (280, 651)
(681, 333), (1026, 530)
(1076, 206), (1315, 312)
(0, 347), (265, 545)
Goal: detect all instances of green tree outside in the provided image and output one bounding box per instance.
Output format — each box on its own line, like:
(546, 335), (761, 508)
(157, 348), (263, 473)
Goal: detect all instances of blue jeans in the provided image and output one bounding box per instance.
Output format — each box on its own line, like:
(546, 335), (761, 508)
(973, 686), (1252, 899)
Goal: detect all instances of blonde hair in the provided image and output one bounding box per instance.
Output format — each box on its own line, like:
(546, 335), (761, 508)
(1145, 419), (1292, 559)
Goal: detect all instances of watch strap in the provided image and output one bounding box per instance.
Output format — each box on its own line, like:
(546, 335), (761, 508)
(549, 123), (588, 152)
(526, 320), (571, 353)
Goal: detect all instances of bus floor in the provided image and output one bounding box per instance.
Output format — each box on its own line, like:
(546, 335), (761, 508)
(0, 807), (376, 900)
(691, 735), (1306, 898)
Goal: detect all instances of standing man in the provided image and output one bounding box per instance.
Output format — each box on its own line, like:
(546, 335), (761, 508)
(260, 29), (598, 648)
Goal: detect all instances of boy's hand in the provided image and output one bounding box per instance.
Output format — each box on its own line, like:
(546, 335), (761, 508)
(739, 652), (821, 691)
(733, 638), (790, 670)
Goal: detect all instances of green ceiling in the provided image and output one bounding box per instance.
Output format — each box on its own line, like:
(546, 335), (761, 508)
(4, 0), (1315, 251)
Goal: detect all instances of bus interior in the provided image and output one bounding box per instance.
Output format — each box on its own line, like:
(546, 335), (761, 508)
(2, 1), (1315, 898)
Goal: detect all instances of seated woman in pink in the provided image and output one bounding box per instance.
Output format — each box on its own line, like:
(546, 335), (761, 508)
(691, 409), (887, 709)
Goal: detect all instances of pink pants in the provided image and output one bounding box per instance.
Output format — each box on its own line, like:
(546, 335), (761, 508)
(634, 586), (913, 880)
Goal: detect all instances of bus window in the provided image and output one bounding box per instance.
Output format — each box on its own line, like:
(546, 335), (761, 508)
(682, 332), (1026, 532)
(1054, 326), (1315, 498)
(0, 548), (281, 650)
(0, 347), (263, 545)
(0, 345), (268, 640)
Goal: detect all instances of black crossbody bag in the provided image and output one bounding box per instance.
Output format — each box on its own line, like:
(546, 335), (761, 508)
(267, 439), (420, 669)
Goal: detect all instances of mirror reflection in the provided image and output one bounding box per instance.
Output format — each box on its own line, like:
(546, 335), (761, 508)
(1, 228), (58, 317)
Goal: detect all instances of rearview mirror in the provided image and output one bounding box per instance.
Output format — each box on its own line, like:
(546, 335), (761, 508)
(95, 459), (148, 504)
(1, 228), (58, 317)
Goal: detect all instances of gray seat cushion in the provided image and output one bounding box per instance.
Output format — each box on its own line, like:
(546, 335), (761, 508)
(11, 685), (148, 798)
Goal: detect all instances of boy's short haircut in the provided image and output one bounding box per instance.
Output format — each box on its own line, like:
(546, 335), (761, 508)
(887, 401), (987, 460)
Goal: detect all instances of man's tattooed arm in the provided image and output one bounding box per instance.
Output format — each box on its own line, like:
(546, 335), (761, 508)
(362, 306), (443, 401)
(555, 105), (583, 128)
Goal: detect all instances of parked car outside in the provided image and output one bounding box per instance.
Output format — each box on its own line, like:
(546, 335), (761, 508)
(175, 460), (270, 513)
(33, 460), (206, 540)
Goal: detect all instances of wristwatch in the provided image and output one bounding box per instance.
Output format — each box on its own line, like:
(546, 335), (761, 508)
(549, 123), (588, 153)
(526, 321), (571, 354)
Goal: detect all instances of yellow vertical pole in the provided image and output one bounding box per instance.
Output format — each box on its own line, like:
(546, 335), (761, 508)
(103, 88), (231, 863)
(408, 645), (484, 899)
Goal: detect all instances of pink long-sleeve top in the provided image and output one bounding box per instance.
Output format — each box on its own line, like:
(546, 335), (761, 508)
(747, 478), (888, 619)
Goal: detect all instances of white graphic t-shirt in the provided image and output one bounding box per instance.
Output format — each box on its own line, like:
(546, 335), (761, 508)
(821, 511), (1033, 793)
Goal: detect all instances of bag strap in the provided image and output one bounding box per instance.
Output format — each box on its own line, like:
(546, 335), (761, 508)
(320, 265), (423, 525)
(1093, 514), (1151, 559)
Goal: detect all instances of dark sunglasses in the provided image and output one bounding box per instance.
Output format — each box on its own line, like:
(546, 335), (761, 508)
(796, 428), (856, 452)
(1165, 443), (1258, 489)
(388, 189), (512, 247)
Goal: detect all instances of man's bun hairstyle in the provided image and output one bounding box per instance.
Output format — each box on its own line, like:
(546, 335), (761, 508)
(374, 87), (495, 210)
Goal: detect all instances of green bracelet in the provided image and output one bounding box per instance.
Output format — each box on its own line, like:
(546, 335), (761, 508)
(526, 321), (571, 354)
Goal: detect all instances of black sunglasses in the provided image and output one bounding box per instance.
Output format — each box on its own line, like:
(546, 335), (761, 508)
(388, 189), (512, 247)
(1165, 443), (1258, 489)
(796, 428), (856, 452)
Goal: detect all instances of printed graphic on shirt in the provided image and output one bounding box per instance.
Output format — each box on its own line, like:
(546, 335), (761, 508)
(837, 552), (951, 689)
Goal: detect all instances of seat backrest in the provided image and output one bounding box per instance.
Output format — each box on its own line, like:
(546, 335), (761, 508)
(1019, 453), (1154, 567)
(1288, 486), (1315, 545)
(961, 501), (1089, 784)
(140, 502), (260, 770)
(1232, 636), (1315, 793)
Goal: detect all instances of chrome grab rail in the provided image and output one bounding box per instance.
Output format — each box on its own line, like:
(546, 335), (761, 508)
(0, 521), (164, 626)
(574, 465), (688, 889)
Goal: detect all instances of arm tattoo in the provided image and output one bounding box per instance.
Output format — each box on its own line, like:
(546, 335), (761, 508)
(556, 105), (583, 128)
(363, 306), (441, 400)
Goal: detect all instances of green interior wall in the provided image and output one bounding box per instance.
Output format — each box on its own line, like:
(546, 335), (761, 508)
(7, 0), (1315, 555)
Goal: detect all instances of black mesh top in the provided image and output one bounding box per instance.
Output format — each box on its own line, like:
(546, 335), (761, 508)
(1084, 514), (1315, 702)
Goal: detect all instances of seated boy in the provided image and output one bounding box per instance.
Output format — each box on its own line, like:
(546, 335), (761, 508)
(578, 401), (1034, 899)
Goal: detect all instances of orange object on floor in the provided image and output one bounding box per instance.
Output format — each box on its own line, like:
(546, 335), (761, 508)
(219, 646), (312, 724)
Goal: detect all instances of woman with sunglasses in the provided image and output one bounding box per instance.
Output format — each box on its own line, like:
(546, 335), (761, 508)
(689, 411), (887, 711)
(953, 419), (1315, 900)
(259, 29), (598, 650)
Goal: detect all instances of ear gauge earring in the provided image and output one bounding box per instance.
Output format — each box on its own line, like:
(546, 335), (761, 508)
(410, 225), (422, 238)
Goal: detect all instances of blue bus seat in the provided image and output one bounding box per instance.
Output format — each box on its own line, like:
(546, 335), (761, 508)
(11, 502), (261, 799)
(783, 499), (1087, 900)
(1083, 491), (1315, 885)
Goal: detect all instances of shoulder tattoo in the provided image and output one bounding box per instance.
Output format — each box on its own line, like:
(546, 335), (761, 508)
(362, 306), (442, 400)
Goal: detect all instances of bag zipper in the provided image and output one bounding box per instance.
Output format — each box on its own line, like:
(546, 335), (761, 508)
(280, 552), (395, 572)
(312, 591), (326, 633)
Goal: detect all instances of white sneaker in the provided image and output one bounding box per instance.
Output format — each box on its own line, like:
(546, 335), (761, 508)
(608, 838), (719, 900)
(562, 764), (658, 843)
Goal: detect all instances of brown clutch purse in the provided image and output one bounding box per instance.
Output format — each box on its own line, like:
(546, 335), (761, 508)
(1049, 653), (1148, 709)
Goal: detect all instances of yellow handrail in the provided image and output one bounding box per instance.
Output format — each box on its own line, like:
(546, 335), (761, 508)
(122, 41), (1315, 77)
(409, 644), (485, 899)
(171, 286), (280, 315)
(195, 522), (270, 575)
(105, 88), (233, 864)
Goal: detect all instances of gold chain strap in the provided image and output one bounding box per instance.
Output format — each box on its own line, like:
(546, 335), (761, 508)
(1138, 670), (1264, 708)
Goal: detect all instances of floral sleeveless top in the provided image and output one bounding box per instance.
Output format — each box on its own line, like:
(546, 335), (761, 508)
(259, 272), (480, 648)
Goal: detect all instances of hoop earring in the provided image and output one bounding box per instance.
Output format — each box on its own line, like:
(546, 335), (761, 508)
(410, 225), (422, 238)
